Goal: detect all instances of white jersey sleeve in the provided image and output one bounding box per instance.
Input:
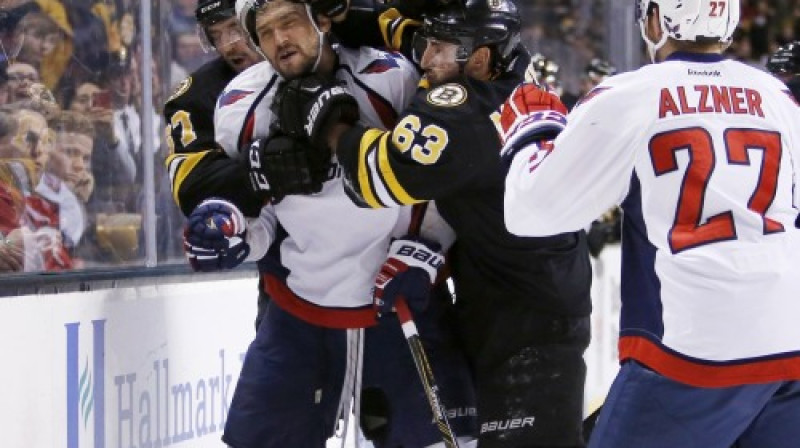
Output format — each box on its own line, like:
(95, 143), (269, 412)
(504, 77), (640, 236)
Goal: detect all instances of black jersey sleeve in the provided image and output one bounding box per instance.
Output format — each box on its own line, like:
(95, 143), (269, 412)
(162, 58), (265, 217)
(335, 81), (503, 208)
(331, 0), (421, 61)
(164, 148), (265, 217)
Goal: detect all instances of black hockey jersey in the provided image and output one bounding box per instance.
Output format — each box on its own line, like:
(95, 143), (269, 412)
(335, 54), (592, 317)
(163, 57), (264, 216)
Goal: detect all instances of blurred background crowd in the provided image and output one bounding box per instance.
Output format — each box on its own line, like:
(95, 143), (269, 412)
(0, 0), (796, 274)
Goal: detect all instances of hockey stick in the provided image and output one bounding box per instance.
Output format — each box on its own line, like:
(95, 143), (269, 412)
(395, 298), (459, 448)
(395, 202), (460, 448)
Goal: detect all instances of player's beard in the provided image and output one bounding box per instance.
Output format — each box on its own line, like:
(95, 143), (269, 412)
(272, 44), (318, 80)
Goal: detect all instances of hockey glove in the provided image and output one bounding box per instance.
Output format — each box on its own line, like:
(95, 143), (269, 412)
(272, 74), (359, 150)
(373, 236), (444, 318)
(247, 134), (331, 202)
(183, 198), (250, 272)
(498, 83), (568, 165)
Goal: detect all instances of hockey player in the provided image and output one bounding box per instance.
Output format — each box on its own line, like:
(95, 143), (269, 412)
(499, 0), (800, 447)
(270, 0), (593, 446)
(162, 0), (272, 328)
(766, 41), (800, 102)
(163, 0), (262, 158)
(182, 0), (478, 446)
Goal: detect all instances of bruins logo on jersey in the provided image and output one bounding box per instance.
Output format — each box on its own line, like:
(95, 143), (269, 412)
(426, 84), (467, 107)
(167, 77), (193, 103)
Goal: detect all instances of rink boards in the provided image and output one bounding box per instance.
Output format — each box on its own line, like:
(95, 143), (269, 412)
(0, 246), (621, 447)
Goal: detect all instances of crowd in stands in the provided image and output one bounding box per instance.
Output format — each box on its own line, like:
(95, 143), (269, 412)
(0, 0), (797, 274)
(0, 0), (210, 273)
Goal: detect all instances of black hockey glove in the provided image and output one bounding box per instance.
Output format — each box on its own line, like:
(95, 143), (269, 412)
(246, 134), (332, 202)
(272, 74), (359, 150)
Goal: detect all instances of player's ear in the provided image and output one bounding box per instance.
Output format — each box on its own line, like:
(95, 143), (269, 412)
(316, 13), (332, 33)
(469, 46), (492, 77)
(645, 4), (662, 42)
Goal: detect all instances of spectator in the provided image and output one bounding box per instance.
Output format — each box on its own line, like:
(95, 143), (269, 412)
(172, 30), (210, 73)
(17, 5), (71, 89)
(0, 1), (40, 63)
(165, 0), (197, 37)
(51, 110), (94, 203)
(0, 62), (10, 105)
(8, 105), (51, 186)
(104, 48), (140, 210)
(54, 0), (111, 96)
(38, 110), (89, 249)
(6, 61), (39, 103)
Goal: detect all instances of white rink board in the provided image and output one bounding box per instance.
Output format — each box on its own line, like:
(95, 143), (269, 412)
(0, 276), (259, 448)
(0, 245), (622, 447)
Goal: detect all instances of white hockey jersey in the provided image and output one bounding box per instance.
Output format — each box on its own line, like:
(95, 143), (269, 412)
(214, 46), (422, 328)
(504, 52), (800, 387)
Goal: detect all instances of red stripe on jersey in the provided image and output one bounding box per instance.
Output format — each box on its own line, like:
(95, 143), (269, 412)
(367, 91), (398, 129)
(619, 335), (800, 387)
(264, 274), (378, 329)
(239, 113), (256, 150)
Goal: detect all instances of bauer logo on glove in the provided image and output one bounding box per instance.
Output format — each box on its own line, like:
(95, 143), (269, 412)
(372, 236), (445, 317)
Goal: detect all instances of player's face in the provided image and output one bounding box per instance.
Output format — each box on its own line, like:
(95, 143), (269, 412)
(206, 17), (262, 73)
(419, 38), (461, 86)
(254, 2), (324, 79)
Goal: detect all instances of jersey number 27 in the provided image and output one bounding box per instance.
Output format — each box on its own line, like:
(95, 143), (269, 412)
(649, 126), (784, 254)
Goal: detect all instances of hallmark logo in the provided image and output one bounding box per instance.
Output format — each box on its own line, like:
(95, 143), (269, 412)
(688, 68), (721, 77)
(66, 320), (106, 448)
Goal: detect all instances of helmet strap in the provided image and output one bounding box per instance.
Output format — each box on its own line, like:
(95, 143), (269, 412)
(639, 7), (668, 63)
(305, 3), (325, 73)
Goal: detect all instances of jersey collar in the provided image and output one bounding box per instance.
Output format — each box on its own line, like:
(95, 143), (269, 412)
(665, 51), (726, 63)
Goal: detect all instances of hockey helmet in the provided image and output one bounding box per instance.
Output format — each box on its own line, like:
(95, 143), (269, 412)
(636, 0), (740, 62)
(196, 0), (240, 51)
(417, 0), (522, 71)
(766, 41), (800, 76)
(585, 58), (616, 82)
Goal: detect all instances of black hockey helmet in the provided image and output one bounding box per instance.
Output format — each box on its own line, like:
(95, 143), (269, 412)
(196, 0), (237, 26)
(585, 58), (616, 81)
(417, 0), (522, 72)
(530, 52), (559, 85)
(196, 0), (238, 51)
(767, 41), (800, 76)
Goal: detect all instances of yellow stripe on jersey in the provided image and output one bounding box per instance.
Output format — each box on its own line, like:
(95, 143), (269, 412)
(376, 133), (423, 205)
(166, 150), (211, 209)
(358, 129), (386, 208)
(378, 8), (420, 51)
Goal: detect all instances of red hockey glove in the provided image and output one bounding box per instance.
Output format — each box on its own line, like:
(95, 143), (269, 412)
(372, 236), (444, 318)
(499, 83), (568, 165)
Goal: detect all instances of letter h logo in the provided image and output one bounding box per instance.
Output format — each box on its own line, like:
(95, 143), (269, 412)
(66, 320), (106, 448)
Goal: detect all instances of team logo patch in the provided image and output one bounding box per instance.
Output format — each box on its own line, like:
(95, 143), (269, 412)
(167, 77), (192, 102)
(426, 84), (467, 107)
(218, 89), (254, 107)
